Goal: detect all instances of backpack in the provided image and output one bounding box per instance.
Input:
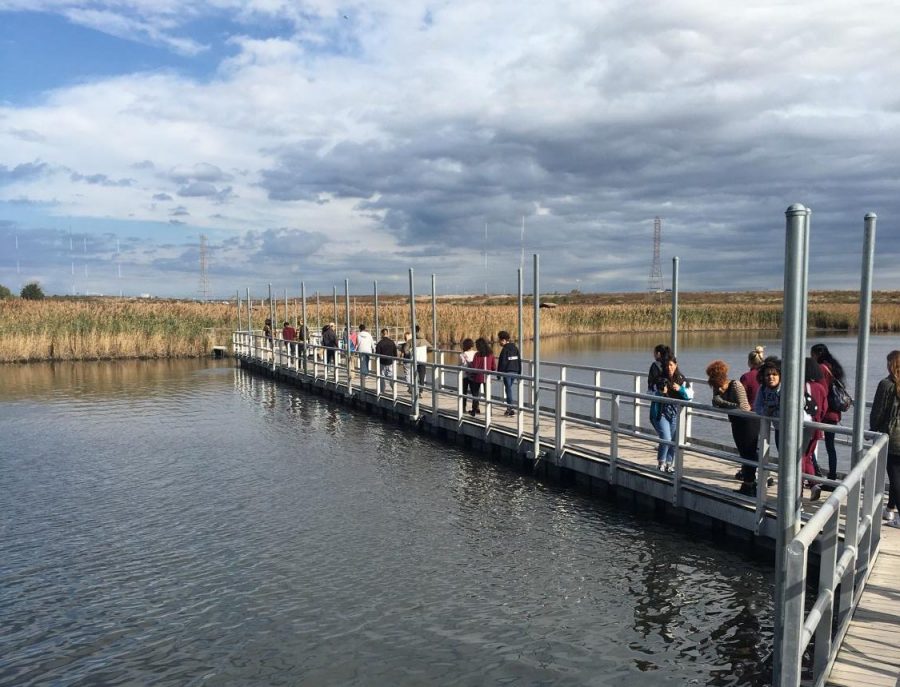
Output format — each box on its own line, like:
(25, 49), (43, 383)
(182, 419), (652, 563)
(803, 389), (818, 419)
(827, 377), (853, 413)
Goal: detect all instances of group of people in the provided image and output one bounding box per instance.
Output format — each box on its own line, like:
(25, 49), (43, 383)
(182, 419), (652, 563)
(649, 341), (900, 525)
(456, 332), (522, 416)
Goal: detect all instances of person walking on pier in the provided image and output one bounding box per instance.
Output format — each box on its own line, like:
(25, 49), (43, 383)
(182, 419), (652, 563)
(375, 328), (398, 393)
(740, 345), (765, 408)
(869, 350), (900, 528)
(459, 338), (476, 414)
(650, 356), (693, 472)
(707, 360), (760, 495)
(322, 322), (338, 368)
(282, 320), (296, 361)
(469, 337), (495, 416)
(413, 325), (431, 395)
(811, 343), (847, 485)
(497, 331), (522, 416)
(356, 324), (374, 377)
(753, 357), (782, 446)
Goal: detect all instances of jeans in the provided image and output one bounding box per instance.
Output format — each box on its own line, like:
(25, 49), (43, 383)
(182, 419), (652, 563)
(887, 452), (900, 511)
(502, 376), (516, 409)
(359, 353), (370, 376)
(652, 413), (678, 466)
(462, 377), (478, 411)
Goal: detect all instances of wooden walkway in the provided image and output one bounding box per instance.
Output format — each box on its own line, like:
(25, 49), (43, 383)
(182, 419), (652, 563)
(239, 352), (899, 687)
(827, 535), (900, 687)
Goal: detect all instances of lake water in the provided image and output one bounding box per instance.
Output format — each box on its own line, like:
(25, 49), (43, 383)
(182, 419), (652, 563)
(0, 355), (777, 686)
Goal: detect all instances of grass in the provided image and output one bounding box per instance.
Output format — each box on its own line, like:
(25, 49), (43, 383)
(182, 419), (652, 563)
(1, 290), (898, 362)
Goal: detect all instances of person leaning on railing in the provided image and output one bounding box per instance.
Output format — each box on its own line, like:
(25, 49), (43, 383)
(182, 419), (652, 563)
(707, 360), (760, 496)
(869, 349), (900, 528)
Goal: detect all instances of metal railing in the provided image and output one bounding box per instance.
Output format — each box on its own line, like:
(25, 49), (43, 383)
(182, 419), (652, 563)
(779, 432), (888, 687)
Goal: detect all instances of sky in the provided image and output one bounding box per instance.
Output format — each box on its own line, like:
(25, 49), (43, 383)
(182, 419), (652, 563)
(0, 1), (898, 299)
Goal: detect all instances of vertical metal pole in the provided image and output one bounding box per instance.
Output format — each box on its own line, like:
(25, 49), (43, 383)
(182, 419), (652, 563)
(301, 281), (308, 375)
(671, 256), (679, 357)
(246, 287), (251, 332)
(409, 268), (419, 418)
(431, 274), (439, 406)
(852, 213), (876, 465)
(517, 267), (523, 345)
(801, 210), (811, 362)
(345, 279), (351, 392)
(236, 289), (241, 328)
(283, 288), (288, 327)
(533, 254), (541, 460)
(374, 281), (379, 344)
(840, 213), (877, 621)
(316, 291), (320, 331)
(431, 273), (437, 361)
(332, 285), (338, 328)
(773, 203), (808, 685)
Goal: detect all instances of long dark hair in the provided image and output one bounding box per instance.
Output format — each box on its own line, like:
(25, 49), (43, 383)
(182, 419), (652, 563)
(475, 337), (493, 357)
(660, 356), (685, 385)
(810, 343), (844, 381)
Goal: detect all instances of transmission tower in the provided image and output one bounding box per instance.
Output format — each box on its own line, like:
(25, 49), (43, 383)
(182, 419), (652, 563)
(198, 234), (210, 301)
(647, 216), (663, 293)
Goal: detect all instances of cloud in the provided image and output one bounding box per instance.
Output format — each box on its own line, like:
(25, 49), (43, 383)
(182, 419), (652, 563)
(3, 0), (900, 297)
(0, 161), (48, 184)
(169, 205), (190, 216)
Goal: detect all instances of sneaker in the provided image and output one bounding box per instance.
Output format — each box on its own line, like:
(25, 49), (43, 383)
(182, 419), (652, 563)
(658, 463), (665, 471)
(810, 485), (822, 502)
(665, 464), (674, 473)
(884, 509), (898, 522)
(886, 516), (900, 529)
(504, 409), (515, 416)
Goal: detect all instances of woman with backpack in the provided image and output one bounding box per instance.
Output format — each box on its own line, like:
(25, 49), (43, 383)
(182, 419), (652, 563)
(869, 350), (900, 528)
(811, 343), (849, 483)
(707, 360), (760, 495)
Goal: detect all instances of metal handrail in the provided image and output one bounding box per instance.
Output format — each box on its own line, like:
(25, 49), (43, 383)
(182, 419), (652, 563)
(779, 432), (889, 687)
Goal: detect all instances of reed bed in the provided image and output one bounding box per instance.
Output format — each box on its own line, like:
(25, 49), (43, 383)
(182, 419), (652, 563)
(2, 292), (899, 363)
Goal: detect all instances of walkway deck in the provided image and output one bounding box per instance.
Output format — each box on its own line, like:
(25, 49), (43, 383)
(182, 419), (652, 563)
(236, 349), (899, 687)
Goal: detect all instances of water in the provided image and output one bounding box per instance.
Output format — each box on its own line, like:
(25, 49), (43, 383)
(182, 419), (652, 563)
(0, 358), (775, 686)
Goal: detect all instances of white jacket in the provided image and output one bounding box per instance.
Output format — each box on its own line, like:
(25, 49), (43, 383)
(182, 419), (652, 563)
(356, 330), (375, 353)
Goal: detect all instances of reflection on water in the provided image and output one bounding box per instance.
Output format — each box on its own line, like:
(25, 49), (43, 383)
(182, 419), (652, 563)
(0, 358), (774, 685)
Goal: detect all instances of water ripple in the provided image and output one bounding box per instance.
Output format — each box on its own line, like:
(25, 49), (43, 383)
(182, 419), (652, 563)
(0, 360), (773, 686)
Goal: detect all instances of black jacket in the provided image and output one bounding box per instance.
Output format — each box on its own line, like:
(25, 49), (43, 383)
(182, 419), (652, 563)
(497, 342), (522, 374)
(322, 327), (338, 348)
(375, 336), (398, 360)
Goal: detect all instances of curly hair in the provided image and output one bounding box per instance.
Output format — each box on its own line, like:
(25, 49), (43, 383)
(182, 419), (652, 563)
(705, 360), (729, 388)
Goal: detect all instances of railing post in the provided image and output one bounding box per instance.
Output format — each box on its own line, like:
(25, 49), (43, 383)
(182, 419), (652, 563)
(813, 508), (840, 680)
(484, 375), (492, 433)
(672, 403), (686, 506)
(782, 541), (808, 687)
(301, 282), (308, 376)
(774, 203), (809, 685)
(671, 256), (679, 357)
(609, 393), (620, 485)
(754, 419), (772, 535)
(344, 279), (352, 393)
(456, 366), (463, 421)
(594, 370), (602, 422)
(633, 375), (642, 429)
(555, 381), (567, 463)
(532, 254), (541, 460)
(409, 269), (419, 419)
